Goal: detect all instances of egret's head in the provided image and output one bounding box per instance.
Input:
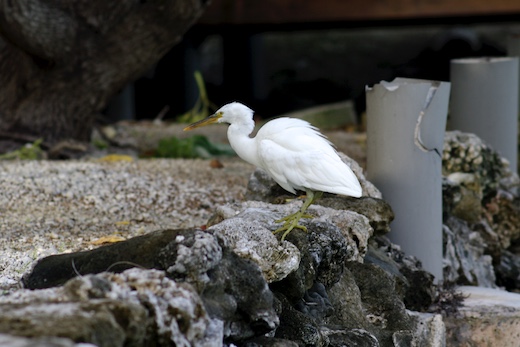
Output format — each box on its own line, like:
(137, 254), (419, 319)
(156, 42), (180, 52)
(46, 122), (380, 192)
(183, 102), (254, 131)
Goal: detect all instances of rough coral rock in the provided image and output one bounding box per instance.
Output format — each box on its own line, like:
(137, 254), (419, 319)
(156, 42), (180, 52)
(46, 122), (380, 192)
(443, 217), (496, 287)
(2, 268), (218, 347)
(208, 203), (301, 283)
(442, 130), (520, 287)
(23, 228), (280, 343)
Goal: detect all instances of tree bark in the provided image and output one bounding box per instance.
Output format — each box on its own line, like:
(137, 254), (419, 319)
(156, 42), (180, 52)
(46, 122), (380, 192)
(0, 0), (208, 145)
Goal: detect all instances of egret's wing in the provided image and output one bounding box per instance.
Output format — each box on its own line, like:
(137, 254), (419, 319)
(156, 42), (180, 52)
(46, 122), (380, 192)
(256, 118), (362, 197)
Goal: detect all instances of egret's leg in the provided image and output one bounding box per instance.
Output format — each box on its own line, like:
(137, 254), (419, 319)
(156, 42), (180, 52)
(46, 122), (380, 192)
(274, 190), (323, 240)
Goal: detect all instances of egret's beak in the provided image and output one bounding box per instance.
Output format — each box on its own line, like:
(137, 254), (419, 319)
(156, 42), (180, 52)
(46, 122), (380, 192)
(183, 112), (222, 131)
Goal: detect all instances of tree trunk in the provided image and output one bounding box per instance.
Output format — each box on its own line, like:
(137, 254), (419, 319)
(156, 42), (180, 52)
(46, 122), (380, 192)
(0, 0), (208, 146)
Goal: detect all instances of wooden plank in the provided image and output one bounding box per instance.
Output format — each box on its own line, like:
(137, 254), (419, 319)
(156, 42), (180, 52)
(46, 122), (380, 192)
(198, 0), (520, 25)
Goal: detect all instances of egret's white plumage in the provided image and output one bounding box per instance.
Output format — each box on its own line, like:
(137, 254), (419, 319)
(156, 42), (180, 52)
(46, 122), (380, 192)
(184, 102), (362, 239)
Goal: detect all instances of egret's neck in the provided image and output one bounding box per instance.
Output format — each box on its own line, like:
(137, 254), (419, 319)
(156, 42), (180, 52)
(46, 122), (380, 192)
(227, 121), (260, 167)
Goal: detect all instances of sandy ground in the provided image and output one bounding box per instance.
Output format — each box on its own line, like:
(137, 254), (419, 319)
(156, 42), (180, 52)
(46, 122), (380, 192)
(0, 158), (252, 291)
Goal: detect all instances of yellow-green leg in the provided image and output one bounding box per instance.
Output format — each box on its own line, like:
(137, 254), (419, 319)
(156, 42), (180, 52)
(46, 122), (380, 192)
(273, 190), (323, 240)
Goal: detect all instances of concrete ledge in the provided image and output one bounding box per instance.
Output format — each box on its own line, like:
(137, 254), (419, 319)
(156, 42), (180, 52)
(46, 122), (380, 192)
(445, 286), (520, 347)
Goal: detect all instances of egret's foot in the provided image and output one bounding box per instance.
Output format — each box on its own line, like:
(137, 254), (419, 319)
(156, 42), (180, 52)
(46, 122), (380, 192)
(273, 211), (313, 240)
(274, 190), (322, 241)
(275, 211), (313, 224)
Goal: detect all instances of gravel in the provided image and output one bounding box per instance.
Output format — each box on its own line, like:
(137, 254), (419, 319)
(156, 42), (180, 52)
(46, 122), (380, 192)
(0, 158), (253, 291)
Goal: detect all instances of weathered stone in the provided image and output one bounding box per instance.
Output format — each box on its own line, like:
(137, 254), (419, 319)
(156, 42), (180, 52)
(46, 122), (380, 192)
(156, 230), (222, 289)
(208, 203), (301, 283)
(479, 191), (520, 253)
(496, 249), (520, 291)
(209, 200), (372, 286)
(317, 196), (394, 235)
(245, 167), (290, 203)
(268, 213), (361, 301)
(1, 268), (218, 347)
(243, 336), (299, 347)
(445, 286), (520, 347)
(153, 229), (280, 341)
(290, 283), (334, 330)
(325, 267), (371, 331)
(442, 131), (512, 198)
(367, 236), (436, 312)
(324, 328), (380, 347)
(202, 245), (278, 341)
(444, 173), (482, 223)
(442, 130), (520, 285)
(443, 217), (496, 287)
(309, 204), (373, 264)
(23, 228), (279, 344)
(0, 334), (96, 347)
(347, 262), (415, 346)
(407, 311), (446, 347)
(274, 293), (328, 347)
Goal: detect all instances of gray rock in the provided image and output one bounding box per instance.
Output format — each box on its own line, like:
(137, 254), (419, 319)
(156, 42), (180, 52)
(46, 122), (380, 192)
(209, 200), (372, 282)
(325, 267), (372, 331)
(0, 334), (96, 347)
(242, 336), (299, 347)
(442, 130), (520, 288)
(366, 236), (436, 312)
(154, 228), (281, 341)
(148, 230), (281, 342)
(495, 250), (520, 291)
(274, 293), (329, 347)
(476, 192), (520, 257)
(201, 245), (278, 340)
(23, 228), (279, 343)
(267, 212), (365, 301)
(1, 268), (218, 347)
(208, 203), (301, 283)
(324, 328), (380, 347)
(407, 311), (446, 347)
(317, 196), (394, 235)
(443, 217), (496, 287)
(156, 230), (223, 289)
(444, 286), (520, 347)
(208, 193), (440, 346)
(443, 173), (482, 224)
(347, 262), (415, 346)
(442, 131), (515, 197)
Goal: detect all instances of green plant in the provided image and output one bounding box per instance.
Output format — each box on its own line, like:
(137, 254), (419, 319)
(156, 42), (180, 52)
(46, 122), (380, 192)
(154, 135), (235, 159)
(177, 71), (217, 124)
(0, 139), (45, 160)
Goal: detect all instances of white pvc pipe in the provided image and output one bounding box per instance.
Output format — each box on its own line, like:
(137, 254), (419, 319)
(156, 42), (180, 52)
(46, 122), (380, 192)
(366, 78), (451, 282)
(450, 57), (519, 172)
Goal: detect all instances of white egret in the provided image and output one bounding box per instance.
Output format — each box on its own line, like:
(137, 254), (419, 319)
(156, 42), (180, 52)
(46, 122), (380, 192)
(184, 102), (362, 240)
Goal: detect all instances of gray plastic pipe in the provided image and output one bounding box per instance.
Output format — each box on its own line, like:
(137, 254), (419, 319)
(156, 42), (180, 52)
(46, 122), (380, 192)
(507, 36), (520, 137)
(366, 78), (451, 281)
(450, 57), (519, 172)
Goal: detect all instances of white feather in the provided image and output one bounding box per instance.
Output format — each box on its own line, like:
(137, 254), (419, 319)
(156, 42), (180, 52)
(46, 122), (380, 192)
(212, 102), (362, 198)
